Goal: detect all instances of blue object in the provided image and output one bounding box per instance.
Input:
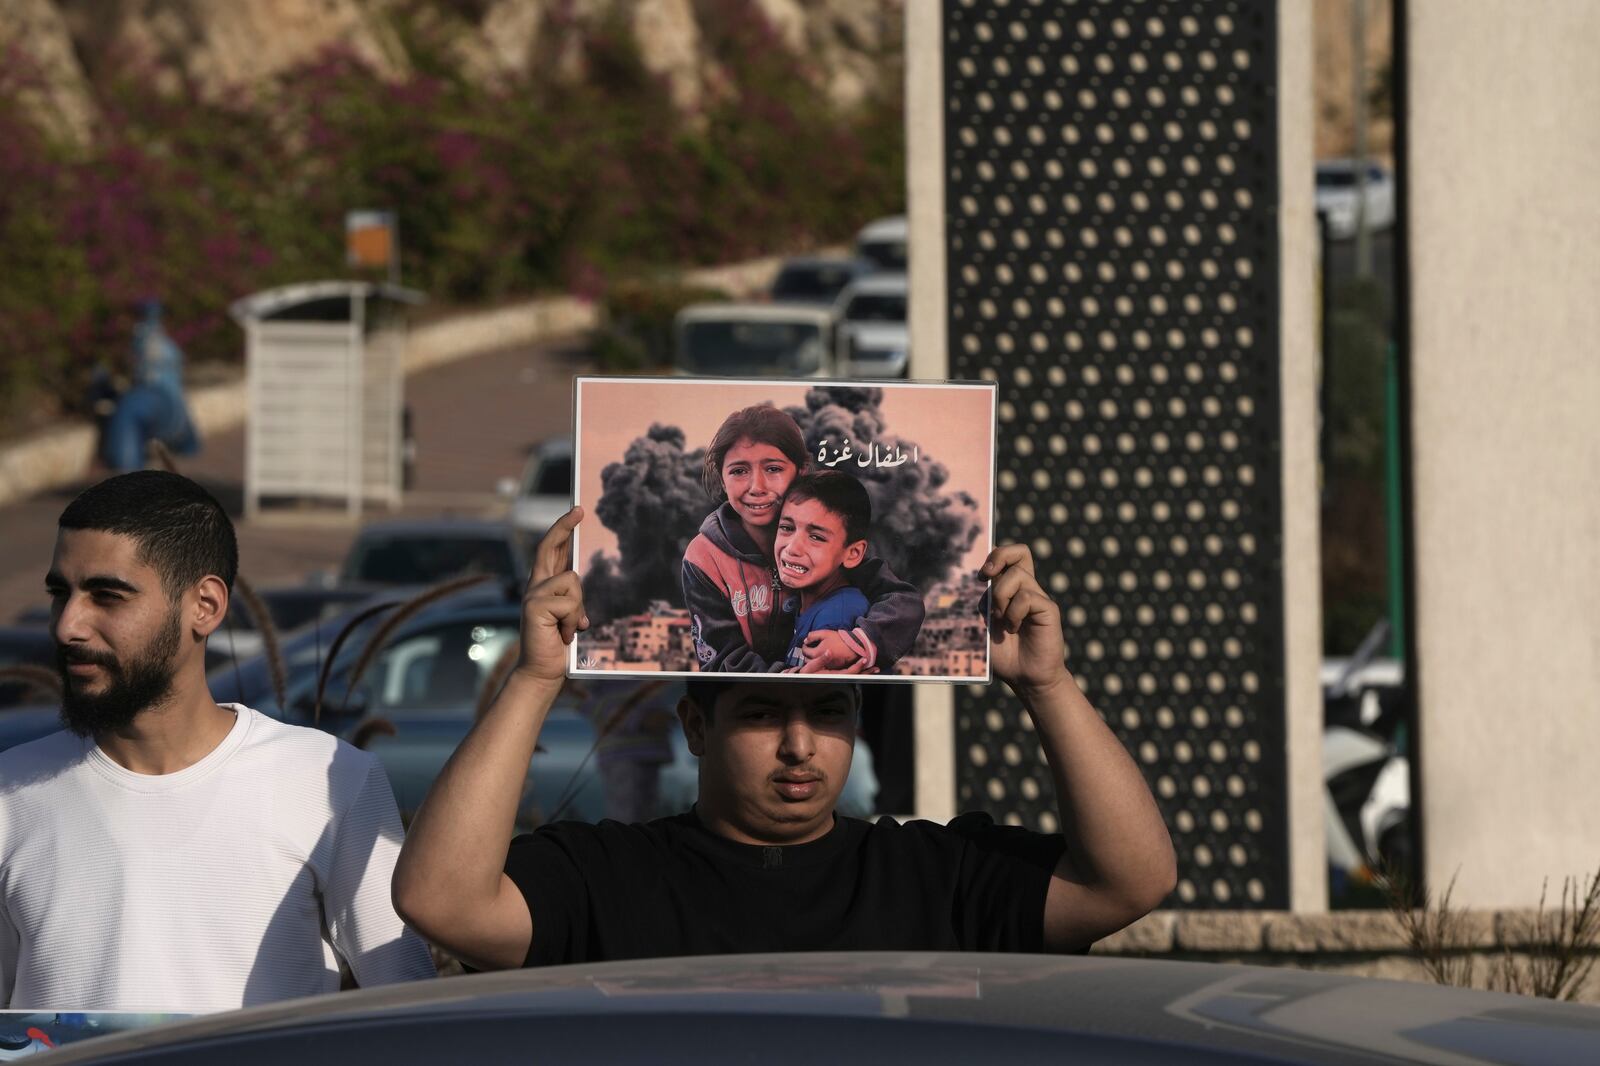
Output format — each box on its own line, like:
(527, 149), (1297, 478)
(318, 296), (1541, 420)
(101, 301), (200, 471)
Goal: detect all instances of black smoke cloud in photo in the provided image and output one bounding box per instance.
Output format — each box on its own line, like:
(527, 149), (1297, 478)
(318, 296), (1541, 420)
(582, 423), (706, 625)
(785, 387), (981, 593)
(584, 388), (983, 624)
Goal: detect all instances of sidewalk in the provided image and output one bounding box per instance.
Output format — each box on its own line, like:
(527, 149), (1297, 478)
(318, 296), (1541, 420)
(0, 335), (590, 620)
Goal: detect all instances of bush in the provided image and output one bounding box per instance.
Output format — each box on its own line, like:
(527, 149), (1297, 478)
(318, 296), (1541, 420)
(596, 278), (730, 371)
(0, 3), (905, 428)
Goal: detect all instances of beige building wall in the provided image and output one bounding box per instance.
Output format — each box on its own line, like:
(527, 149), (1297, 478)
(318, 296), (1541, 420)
(1407, 0), (1600, 906)
(1278, 0), (1328, 916)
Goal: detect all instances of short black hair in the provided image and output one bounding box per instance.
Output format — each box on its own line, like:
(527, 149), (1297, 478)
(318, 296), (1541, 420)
(780, 470), (871, 545)
(58, 471), (238, 597)
(684, 677), (862, 722)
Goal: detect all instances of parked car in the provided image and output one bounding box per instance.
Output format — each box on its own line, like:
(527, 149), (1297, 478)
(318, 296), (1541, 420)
(338, 519), (528, 587)
(0, 626), (54, 710)
(854, 215), (908, 273)
(1315, 159), (1396, 240)
(27, 952), (1600, 1064)
(767, 256), (870, 307)
(498, 436), (573, 544)
(214, 583), (391, 663)
(673, 303), (835, 377)
(833, 273), (909, 379)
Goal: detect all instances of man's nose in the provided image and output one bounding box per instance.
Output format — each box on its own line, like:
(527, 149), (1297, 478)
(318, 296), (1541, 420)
(52, 594), (88, 644)
(778, 713), (815, 761)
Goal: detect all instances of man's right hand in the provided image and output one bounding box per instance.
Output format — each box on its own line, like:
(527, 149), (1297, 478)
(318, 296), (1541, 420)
(516, 507), (590, 682)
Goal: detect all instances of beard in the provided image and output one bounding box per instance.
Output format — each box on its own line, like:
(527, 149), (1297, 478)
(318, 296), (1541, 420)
(57, 607), (184, 738)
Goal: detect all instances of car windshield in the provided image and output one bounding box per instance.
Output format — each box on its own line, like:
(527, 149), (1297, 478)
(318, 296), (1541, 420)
(677, 321), (826, 375)
(773, 265), (855, 300)
(1316, 168), (1356, 188)
(857, 239), (907, 271)
(843, 294), (907, 322)
(344, 535), (517, 585)
(524, 455), (572, 497)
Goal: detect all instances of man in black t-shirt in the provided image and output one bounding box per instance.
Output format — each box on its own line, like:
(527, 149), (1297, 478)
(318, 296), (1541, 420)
(394, 509), (1176, 971)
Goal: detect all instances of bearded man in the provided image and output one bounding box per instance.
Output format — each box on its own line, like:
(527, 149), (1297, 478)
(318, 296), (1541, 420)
(0, 471), (434, 1011)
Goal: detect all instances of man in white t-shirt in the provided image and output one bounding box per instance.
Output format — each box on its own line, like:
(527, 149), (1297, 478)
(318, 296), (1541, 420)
(0, 471), (435, 1012)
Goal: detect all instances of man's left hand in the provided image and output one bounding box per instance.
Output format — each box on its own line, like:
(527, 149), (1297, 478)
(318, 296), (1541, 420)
(982, 544), (1071, 698)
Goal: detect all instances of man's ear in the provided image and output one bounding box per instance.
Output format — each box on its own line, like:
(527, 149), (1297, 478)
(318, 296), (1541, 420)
(842, 539), (868, 569)
(190, 576), (229, 640)
(677, 695), (707, 757)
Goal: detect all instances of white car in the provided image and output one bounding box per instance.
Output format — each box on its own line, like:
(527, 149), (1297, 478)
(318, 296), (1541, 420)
(833, 273), (909, 379)
(673, 303), (835, 377)
(853, 215), (907, 273)
(1315, 159), (1396, 240)
(501, 437), (573, 541)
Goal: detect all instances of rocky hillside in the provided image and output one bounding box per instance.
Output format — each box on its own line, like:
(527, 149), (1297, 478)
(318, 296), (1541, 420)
(0, 0), (902, 146)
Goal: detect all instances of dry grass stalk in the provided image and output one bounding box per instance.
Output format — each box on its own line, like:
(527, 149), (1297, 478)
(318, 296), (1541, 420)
(1488, 866), (1600, 1001)
(147, 440), (178, 473)
(337, 574), (495, 713)
(349, 716), (398, 751)
(314, 599), (406, 725)
(1378, 866), (1481, 989)
(1381, 862), (1600, 1000)
(231, 574), (287, 711)
(475, 644), (522, 722)
(0, 665), (63, 702)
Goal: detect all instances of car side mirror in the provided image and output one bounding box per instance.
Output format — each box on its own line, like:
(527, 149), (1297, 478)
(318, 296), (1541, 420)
(496, 477), (517, 498)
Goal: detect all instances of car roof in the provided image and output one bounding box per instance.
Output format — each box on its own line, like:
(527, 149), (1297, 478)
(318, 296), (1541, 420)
(775, 255), (864, 272)
(838, 273), (908, 298)
(676, 302), (835, 326)
(40, 953), (1600, 1065)
(533, 436), (574, 459)
(855, 215), (907, 242)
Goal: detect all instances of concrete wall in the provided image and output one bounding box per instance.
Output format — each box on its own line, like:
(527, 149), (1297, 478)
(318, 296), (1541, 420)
(1406, 1), (1600, 907)
(1280, 0), (1329, 915)
(904, 0), (956, 823)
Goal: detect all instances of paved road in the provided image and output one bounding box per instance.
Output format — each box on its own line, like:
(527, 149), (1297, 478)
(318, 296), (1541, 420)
(0, 336), (589, 621)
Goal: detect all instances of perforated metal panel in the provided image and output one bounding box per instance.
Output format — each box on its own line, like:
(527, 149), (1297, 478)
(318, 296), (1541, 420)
(943, 0), (1286, 908)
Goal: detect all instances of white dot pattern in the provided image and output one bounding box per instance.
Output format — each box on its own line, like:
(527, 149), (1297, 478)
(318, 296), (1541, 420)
(945, 0), (1285, 909)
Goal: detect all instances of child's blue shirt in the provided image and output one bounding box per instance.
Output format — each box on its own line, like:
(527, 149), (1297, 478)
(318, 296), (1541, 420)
(784, 586), (872, 669)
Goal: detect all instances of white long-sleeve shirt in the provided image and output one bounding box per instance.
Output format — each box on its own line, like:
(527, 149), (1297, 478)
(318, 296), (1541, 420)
(0, 705), (436, 1011)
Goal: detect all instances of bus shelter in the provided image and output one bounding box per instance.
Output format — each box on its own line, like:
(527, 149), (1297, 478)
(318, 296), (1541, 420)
(230, 281), (424, 519)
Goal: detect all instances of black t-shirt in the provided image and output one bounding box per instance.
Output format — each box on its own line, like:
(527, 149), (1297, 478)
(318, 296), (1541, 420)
(503, 809), (1066, 967)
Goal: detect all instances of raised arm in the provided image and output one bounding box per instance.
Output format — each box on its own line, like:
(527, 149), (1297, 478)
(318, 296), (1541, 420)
(392, 508), (589, 971)
(982, 544), (1177, 952)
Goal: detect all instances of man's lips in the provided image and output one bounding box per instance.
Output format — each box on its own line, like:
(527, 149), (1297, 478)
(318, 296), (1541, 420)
(772, 773), (823, 801)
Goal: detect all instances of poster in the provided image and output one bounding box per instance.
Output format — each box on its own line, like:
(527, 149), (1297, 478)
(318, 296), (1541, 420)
(570, 377), (996, 682)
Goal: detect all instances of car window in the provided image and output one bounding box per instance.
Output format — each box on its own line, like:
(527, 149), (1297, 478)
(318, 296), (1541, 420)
(843, 294), (907, 322)
(528, 455), (572, 497)
(678, 321), (826, 374)
(857, 239), (907, 271)
(345, 535), (518, 585)
(773, 265), (855, 299)
(302, 619), (519, 717)
(1316, 168), (1356, 188)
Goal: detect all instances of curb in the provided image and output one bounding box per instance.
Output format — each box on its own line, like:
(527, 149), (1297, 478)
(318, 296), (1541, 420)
(0, 295), (598, 509)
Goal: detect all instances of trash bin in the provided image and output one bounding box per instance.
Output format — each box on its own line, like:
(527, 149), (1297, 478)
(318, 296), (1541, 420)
(230, 281), (424, 519)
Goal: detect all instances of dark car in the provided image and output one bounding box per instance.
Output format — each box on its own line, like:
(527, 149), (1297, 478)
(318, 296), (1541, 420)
(338, 519), (528, 587)
(0, 626), (54, 710)
(24, 952), (1600, 1064)
(767, 256), (870, 307)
